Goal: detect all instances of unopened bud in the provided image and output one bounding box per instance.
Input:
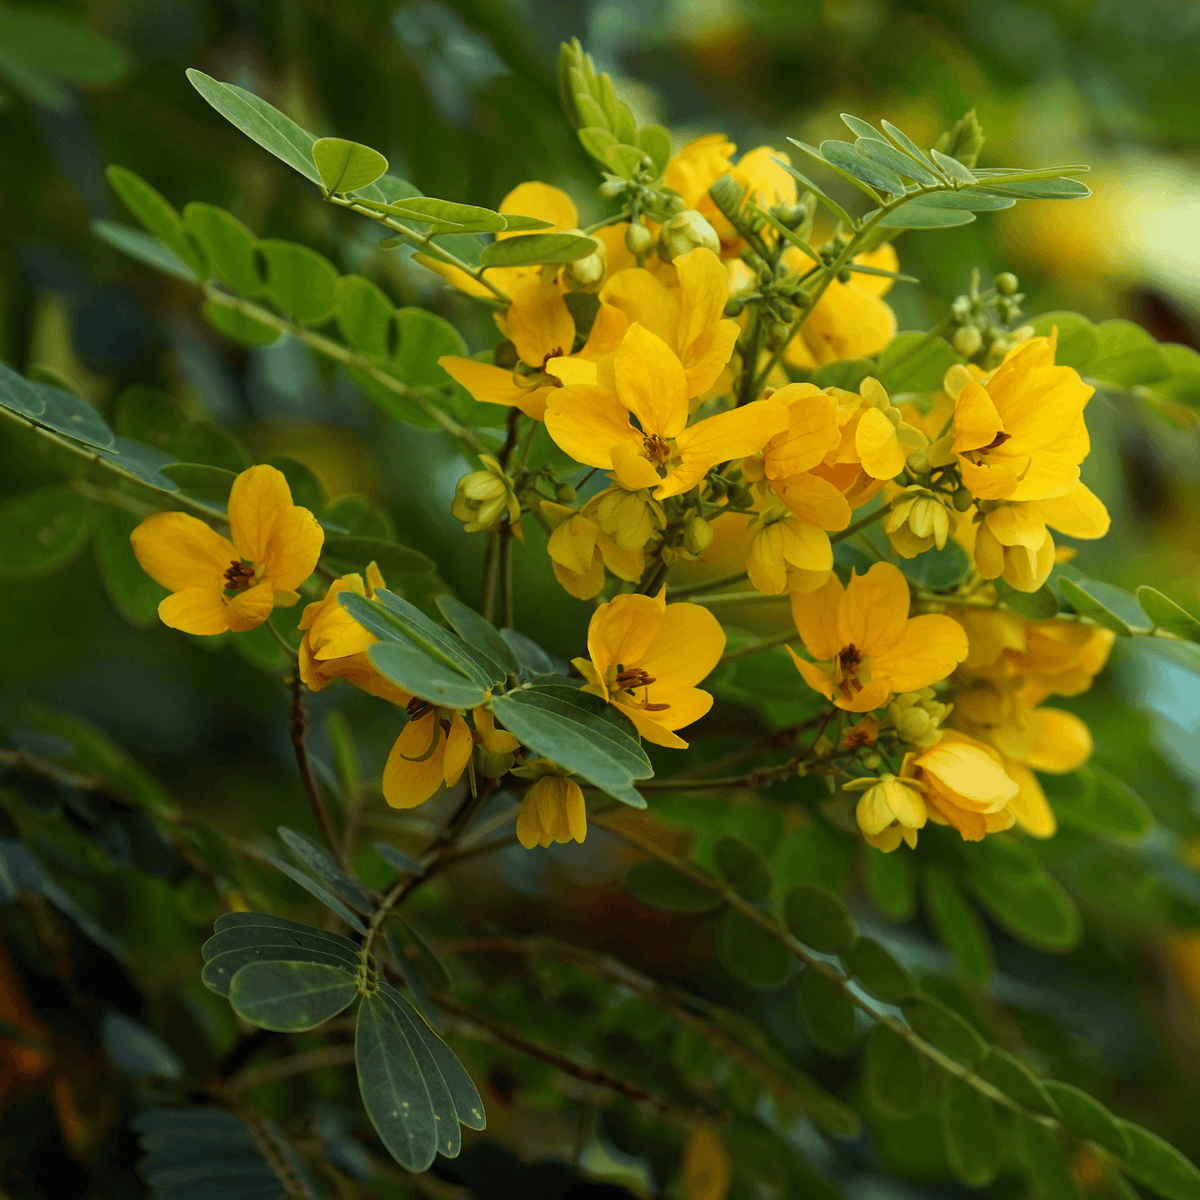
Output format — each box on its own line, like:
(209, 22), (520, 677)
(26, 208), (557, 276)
(907, 449), (930, 476)
(659, 209), (720, 261)
(723, 297), (745, 318)
(625, 222), (654, 255)
(598, 179), (626, 199)
(952, 325), (983, 357)
(684, 516), (714, 556)
(493, 339), (519, 370)
(555, 483), (577, 504)
(767, 321), (791, 348)
(995, 271), (1019, 296)
(952, 486), (974, 512)
(481, 750), (516, 779)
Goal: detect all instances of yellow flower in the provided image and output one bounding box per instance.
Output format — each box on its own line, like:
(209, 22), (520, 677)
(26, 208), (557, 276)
(298, 563), (412, 705)
(782, 245), (899, 369)
(382, 701), (474, 809)
(130, 464), (323, 636)
(964, 483), (1110, 592)
(746, 494), (848, 595)
(1015, 620), (1114, 702)
(516, 774), (587, 849)
(451, 455), (521, 534)
(824, 377), (927, 481)
(848, 773), (927, 852)
(581, 248), (740, 400)
(902, 730), (1019, 843)
(884, 486), (954, 558)
(949, 334), (1095, 502)
(574, 590), (726, 748)
(541, 501), (644, 600)
(788, 562), (968, 712)
(545, 324), (787, 499)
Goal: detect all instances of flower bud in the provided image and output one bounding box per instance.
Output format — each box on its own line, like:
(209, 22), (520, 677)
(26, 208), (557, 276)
(884, 486), (953, 557)
(684, 516), (714, 556)
(562, 232), (606, 292)
(926, 433), (957, 469)
(598, 179), (626, 199)
(659, 209), (721, 261)
(952, 325), (983, 357)
(493, 339), (519, 370)
(663, 192), (687, 215)
(952, 486), (974, 512)
(766, 321), (791, 348)
(625, 222), (654, 255)
(724, 297), (745, 318)
(555, 482), (577, 504)
(451, 455), (521, 534)
(995, 271), (1019, 296)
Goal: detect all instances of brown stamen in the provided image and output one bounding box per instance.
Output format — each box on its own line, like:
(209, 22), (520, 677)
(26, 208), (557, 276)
(982, 430), (1011, 452)
(223, 561), (255, 592)
(835, 644), (865, 700)
(406, 698), (434, 720)
(642, 434), (671, 465)
(616, 668), (656, 690)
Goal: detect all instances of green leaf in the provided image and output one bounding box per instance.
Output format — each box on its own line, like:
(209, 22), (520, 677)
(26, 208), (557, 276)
(278, 826), (374, 915)
(489, 685), (652, 808)
(797, 967), (859, 1055)
(312, 136), (388, 194)
(1028, 311), (1100, 374)
(326, 493), (395, 540)
(1147, 343), (1200, 407)
(922, 866), (993, 986)
(202, 944), (358, 997)
(895, 539), (971, 590)
(1016, 1114), (1082, 1200)
(820, 139), (905, 194)
(228, 960), (358, 1031)
(159, 462), (237, 499)
(901, 997), (988, 1065)
(863, 844), (916, 920)
(995, 577), (1059, 618)
(184, 202), (262, 296)
(1117, 1120), (1200, 1200)
(880, 121), (946, 180)
(717, 910), (791, 991)
(855, 137), (941, 187)
(97, 436), (179, 496)
(0, 484), (90, 581)
(1138, 586), (1200, 640)
(500, 213), (554, 232)
(356, 992), (439, 1172)
(968, 858), (1080, 952)
(772, 158), (856, 229)
(93, 507), (165, 627)
(394, 307), (468, 385)
(113, 384), (183, 449)
(361, 195), (507, 234)
(106, 165), (208, 278)
(212, 912), (361, 959)
(976, 1048), (1059, 1118)
(783, 885), (858, 955)
(187, 69), (322, 185)
(170, 420), (250, 473)
(372, 589), (499, 684)
(929, 149), (975, 183)
(940, 1075), (998, 1186)
(336, 274), (395, 357)
(903, 190), (1014, 211)
(92, 219), (199, 283)
(866, 1022), (926, 1118)
(788, 137), (882, 202)
(876, 331), (965, 393)
(714, 836), (772, 901)
(810, 359), (875, 391)
(32, 378), (115, 450)
(266, 456), (324, 516)
(773, 821), (853, 899)
(637, 123), (673, 175)
(844, 937), (916, 1004)
(375, 843), (421, 876)
(975, 176), (1091, 199)
(436, 595), (519, 675)
(480, 233), (599, 268)
(624, 861), (722, 913)
(1058, 577), (1135, 635)
(1090, 319), (1171, 388)
(264, 853), (369, 933)
(201, 298), (281, 347)
(1044, 1082), (1131, 1156)
(258, 239), (339, 324)
(1047, 765), (1152, 839)
(365, 638), (488, 709)
(877, 204), (977, 229)
(322, 536), (435, 576)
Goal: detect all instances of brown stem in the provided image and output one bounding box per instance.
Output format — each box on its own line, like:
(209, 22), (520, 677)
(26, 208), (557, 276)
(287, 673), (345, 870)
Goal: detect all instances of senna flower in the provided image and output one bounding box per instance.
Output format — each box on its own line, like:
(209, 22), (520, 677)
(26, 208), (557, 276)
(949, 335), (1094, 502)
(782, 245), (899, 369)
(574, 590), (725, 748)
(298, 563), (411, 705)
(382, 700), (473, 810)
(788, 562), (968, 712)
(541, 501), (644, 600)
(515, 773), (588, 849)
(544, 323), (788, 500)
(902, 730), (1019, 843)
(130, 464), (323, 636)
(845, 773), (927, 852)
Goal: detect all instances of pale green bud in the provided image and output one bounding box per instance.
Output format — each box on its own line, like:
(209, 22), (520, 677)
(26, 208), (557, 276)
(952, 325), (983, 357)
(625, 222), (654, 255)
(659, 210), (720, 260)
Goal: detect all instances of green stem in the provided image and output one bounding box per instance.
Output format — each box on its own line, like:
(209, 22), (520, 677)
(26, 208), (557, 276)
(201, 287), (487, 457)
(830, 505), (889, 544)
(481, 532), (500, 624)
(499, 525), (515, 629)
(876, 313), (955, 377)
(688, 590), (789, 606)
(667, 570), (750, 598)
(720, 629), (800, 663)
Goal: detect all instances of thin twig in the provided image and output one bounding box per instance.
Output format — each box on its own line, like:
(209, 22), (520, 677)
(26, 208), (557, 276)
(286, 673), (344, 870)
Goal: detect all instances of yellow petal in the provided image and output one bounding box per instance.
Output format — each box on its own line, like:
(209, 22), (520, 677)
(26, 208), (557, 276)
(801, 280), (896, 365)
(131, 512), (237, 592)
(611, 439), (664, 492)
(788, 646), (836, 701)
(870, 614), (969, 692)
(1024, 707), (1092, 773)
(563, 779), (587, 843)
(614, 323), (689, 438)
(774, 471), (851, 530)
(227, 464), (294, 566)
(498, 181), (577, 234)
(516, 792), (549, 849)
(673, 399), (789, 486)
(641, 601), (726, 688)
(1038, 483), (1110, 539)
(1004, 761), (1057, 837)
(600, 269), (679, 347)
(674, 246), (729, 351)
(921, 737), (1018, 805)
(789, 574), (844, 662)
(984, 504), (1047, 551)
(544, 385), (637, 469)
(853, 244), (899, 298)
(443, 711), (473, 786)
(748, 524), (787, 594)
(382, 714), (446, 809)
(855, 406), (906, 480)
(504, 275), (575, 368)
(158, 586), (230, 635)
(262, 503), (324, 592)
(682, 319), (740, 398)
(764, 385), (839, 478)
(778, 517), (833, 573)
(838, 562), (910, 656)
(226, 580), (277, 632)
(547, 512), (599, 575)
(952, 382), (1004, 453)
(735, 146), (797, 208)
(588, 592), (663, 681)
(439, 356), (531, 409)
